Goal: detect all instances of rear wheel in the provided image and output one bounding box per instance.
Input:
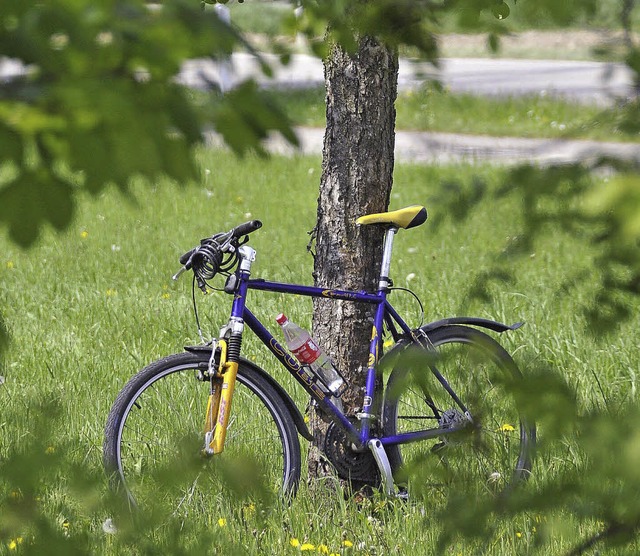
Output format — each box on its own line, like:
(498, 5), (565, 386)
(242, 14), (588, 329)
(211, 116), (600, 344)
(382, 326), (535, 497)
(104, 352), (301, 512)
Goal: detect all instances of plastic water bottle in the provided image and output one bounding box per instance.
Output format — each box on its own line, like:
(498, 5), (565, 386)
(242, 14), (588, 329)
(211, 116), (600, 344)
(276, 313), (346, 396)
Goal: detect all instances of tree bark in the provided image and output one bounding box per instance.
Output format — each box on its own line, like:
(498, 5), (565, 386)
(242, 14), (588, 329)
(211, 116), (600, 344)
(308, 35), (398, 483)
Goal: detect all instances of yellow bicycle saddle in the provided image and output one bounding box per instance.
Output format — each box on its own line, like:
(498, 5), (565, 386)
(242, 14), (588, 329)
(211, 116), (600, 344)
(356, 205), (427, 229)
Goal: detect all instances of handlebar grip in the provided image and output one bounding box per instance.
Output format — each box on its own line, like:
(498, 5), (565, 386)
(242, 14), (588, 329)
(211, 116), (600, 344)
(232, 220), (262, 239)
(179, 248), (196, 266)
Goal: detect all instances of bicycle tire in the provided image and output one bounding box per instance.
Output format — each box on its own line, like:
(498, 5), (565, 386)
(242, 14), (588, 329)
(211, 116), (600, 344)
(382, 325), (535, 497)
(104, 351), (301, 510)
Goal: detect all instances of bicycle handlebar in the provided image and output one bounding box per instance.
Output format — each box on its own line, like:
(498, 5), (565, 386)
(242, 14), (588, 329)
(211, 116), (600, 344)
(174, 220), (263, 281)
(231, 219), (262, 239)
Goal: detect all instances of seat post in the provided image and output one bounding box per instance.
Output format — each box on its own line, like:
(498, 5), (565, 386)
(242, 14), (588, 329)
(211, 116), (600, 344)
(378, 227), (397, 292)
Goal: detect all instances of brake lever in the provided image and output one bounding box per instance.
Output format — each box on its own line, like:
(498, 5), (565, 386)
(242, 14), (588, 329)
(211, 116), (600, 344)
(172, 266), (188, 281)
(173, 249), (197, 281)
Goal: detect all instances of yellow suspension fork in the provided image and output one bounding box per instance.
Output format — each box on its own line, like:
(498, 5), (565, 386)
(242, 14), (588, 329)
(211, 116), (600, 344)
(203, 338), (240, 455)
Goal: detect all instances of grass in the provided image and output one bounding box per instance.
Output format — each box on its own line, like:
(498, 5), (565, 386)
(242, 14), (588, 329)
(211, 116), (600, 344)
(255, 85), (640, 143)
(1, 152), (639, 553)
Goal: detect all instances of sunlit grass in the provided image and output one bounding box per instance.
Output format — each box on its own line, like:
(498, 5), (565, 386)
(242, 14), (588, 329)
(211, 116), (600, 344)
(1, 151), (639, 553)
(254, 85), (640, 142)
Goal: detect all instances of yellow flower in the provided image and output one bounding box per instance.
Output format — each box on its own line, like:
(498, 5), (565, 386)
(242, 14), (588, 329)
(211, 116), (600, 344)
(161, 293), (170, 300)
(106, 289), (117, 296)
(217, 518), (227, 527)
(383, 338), (394, 349)
(500, 423), (515, 432)
(516, 531), (522, 538)
(301, 544), (315, 551)
(80, 230), (89, 239)
(6, 261), (14, 269)
(7, 537), (23, 550)
(342, 540), (353, 548)
(290, 538), (300, 547)
(62, 520), (70, 529)
(242, 502), (256, 515)
(45, 446), (56, 455)
(317, 545), (329, 554)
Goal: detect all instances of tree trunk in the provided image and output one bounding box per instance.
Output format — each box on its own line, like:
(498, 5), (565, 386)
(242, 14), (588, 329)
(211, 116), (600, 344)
(308, 36), (398, 484)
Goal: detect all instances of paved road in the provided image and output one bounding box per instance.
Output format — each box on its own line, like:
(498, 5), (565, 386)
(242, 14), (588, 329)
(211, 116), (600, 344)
(181, 53), (635, 105)
(5, 52), (638, 164)
(2, 52), (634, 105)
(189, 52), (639, 165)
(205, 126), (640, 166)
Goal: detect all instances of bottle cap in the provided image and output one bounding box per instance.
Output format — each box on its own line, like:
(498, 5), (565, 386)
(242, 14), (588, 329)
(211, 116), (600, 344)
(275, 313), (288, 325)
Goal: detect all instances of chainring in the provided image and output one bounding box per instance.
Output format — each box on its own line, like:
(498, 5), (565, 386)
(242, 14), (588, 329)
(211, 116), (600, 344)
(323, 419), (381, 490)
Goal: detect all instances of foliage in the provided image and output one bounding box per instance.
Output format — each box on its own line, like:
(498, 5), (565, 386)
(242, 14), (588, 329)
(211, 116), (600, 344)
(0, 0), (297, 247)
(2, 0), (640, 554)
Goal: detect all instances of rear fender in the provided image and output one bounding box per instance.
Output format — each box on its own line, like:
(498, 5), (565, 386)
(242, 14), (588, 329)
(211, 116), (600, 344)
(421, 317), (523, 334)
(380, 317), (522, 367)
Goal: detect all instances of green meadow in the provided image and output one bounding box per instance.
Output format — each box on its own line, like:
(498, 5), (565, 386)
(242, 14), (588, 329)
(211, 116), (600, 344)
(1, 149), (639, 554)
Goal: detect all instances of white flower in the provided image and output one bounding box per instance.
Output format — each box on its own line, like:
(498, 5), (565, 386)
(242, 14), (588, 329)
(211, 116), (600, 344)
(102, 518), (117, 534)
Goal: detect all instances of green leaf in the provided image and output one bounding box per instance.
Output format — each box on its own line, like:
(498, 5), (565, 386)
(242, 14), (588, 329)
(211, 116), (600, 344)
(0, 169), (75, 247)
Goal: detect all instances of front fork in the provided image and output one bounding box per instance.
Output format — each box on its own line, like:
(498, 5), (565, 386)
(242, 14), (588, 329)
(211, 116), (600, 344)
(203, 337), (240, 455)
(202, 247), (254, 455)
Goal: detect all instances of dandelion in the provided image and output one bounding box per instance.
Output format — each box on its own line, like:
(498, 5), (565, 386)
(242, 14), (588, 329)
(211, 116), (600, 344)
(301, 544), (315, 551)
(45, 446), (56, 455)
(217, 518), (227, 527)
(102, 518), (117, 534)
(106, 289), (117, 296)
(383, 338), (394, 349)
(80, 230), (89, 239)
(6, 261), (14, 269)
(62, 520), (70, 529)
(317, 545), (329, 554)
(515, 531), (522, 539)
(500, 423), (515, 432)
(243, 502), (256, 515)
(161, 293), (170, 300)
(290, 538), (300, 547)
(7, 537), (23, 550)
(342, 540), (353, 548)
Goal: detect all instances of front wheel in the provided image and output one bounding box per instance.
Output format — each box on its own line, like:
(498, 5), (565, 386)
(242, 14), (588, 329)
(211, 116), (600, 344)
(104, 352), (301, 511)
(382, 325), (535, 497)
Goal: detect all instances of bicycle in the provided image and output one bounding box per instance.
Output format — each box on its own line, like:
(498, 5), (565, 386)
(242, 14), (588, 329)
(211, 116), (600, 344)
(103, 205), (535, 509)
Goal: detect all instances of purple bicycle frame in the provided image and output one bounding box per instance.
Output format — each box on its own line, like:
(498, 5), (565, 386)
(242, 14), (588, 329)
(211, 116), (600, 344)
(228, 272), (431, 448)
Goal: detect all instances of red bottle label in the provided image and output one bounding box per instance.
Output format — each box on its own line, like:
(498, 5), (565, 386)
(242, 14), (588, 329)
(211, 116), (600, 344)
(292, 340), (320, 365)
